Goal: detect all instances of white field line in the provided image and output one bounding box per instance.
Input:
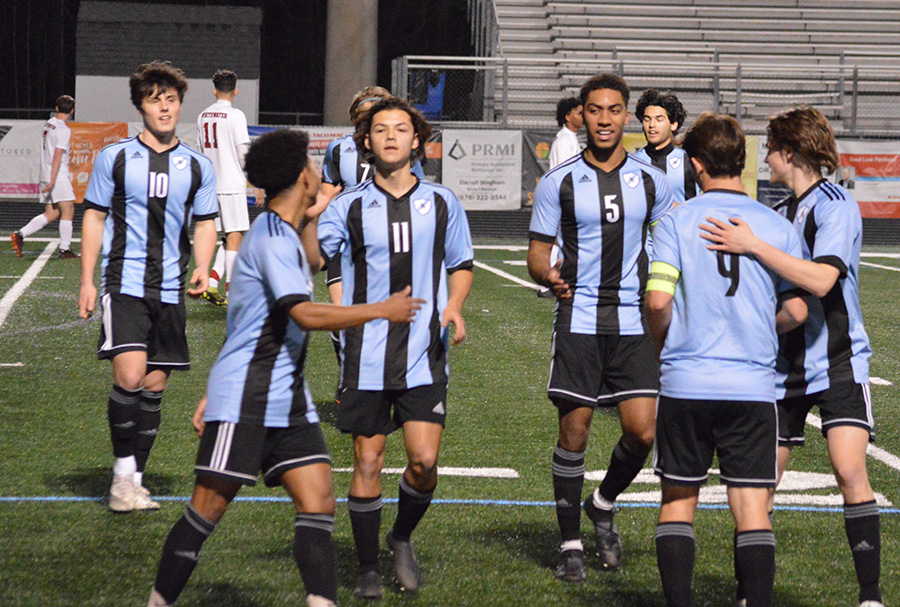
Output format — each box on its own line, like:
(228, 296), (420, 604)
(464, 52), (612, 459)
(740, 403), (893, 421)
(0, 363), (25, 367)
(0, 276), (64, 279)
(473, 245), (528, 251)
(860, 261), (900, 272)
(861, 252), (900, 258)
(473, 260), (540, 290)
(333, 466), (520, 479)
(870, 377), (892, 386)
(806, 413), (900, 473)
(0, 240), (59, 330)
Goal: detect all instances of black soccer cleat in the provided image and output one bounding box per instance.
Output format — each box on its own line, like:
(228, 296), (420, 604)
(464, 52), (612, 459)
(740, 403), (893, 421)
(386, 529), (420, 592)
(353, 570), (383, 600)
(583, 497), (622, 569)
(57, 249), (80, 259)
(555, 549), (586, 583)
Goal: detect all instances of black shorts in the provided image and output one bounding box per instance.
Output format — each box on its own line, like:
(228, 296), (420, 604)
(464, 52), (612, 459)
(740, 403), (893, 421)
(548, 331), (659, 407)
(653, 397), (777, 488)
(97, 292), (189, 368)
(195, 421), (331, 487)
(325, 251), (342, 286)
(336, 384), (447, 437)
(778, 382), (874, 446)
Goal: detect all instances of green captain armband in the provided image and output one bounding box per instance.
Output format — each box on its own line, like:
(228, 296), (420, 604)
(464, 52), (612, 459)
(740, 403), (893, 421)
(647, 261), (679, 295)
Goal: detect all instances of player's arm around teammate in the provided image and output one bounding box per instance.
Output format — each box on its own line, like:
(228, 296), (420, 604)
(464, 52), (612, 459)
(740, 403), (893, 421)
(700, 107), (883, 607)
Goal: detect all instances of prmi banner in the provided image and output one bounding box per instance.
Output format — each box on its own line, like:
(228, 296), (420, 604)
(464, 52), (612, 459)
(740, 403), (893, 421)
(442, 129), (522, 210)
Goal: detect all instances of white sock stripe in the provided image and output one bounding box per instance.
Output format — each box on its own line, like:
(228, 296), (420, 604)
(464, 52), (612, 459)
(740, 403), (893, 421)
(399, 477), (433, 501)
(185, 504), (216, 535)
(655, 523), (694, 540)
(553, 446), (585, 461)
(551, 463), (586, 477)
(844, 502), (880, 519)
(735, 531), (776, 548)
(295, 513), (335, 532)
(110, 388), (141, 405)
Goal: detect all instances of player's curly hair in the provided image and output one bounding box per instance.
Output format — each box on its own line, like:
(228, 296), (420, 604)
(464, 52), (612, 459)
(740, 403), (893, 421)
(212, 70), (237, 93)
(55, 95), (75, 115)
(682, 112), (745, 178)
(129, 61), (188, 110)
(580, 73), (630, 107)
(348, 86), (392, 125)
(767, 106), (839, 176)
(244, 129), (310, 202)
(555, 97), (582, 127)
(353, 97), (432, 165)
(635, 89), (687, 133)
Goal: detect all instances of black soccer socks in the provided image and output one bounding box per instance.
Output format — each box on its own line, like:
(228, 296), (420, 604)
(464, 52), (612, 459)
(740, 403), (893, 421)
(735, 529), (775, 607)
(844, 500), (882, 603)
(348, 494), (383, 573)
(552, 445), (585, 543)
(393, 476), (434, 541)
(154, 504), (217, 604)
(107, 384), (141, 457)
(135, 389), (163, 473)
(294, 513), (338, 602)
(598, 438), (647, 503)
(656, 522), (695, 607)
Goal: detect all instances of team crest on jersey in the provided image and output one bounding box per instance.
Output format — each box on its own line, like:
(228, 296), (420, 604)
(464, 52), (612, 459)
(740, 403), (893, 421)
(623, 172), (641, 189)
(669, 156), (682, 169)
(172, 155), (188, 170)
(413, 197), (431, 215)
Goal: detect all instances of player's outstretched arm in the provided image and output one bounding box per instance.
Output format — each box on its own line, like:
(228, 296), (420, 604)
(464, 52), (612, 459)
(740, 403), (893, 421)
(187, 219), (218, 297)
(776, 295), (808, 334)
(527, 239), (571, 299)
(290, 285), (425, 331)
(700, 216), (839, 297)
(442, 268), (473, 345)
(78, 208), (106, 318)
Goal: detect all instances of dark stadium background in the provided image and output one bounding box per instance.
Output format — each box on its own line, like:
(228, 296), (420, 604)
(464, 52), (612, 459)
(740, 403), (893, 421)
(1, 0), (474, 121)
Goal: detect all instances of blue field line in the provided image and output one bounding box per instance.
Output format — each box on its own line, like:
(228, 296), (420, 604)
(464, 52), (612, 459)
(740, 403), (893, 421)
(2, 495), (898, 514)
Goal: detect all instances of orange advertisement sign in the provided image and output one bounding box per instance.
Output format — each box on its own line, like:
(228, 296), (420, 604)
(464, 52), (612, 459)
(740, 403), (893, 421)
(67, 122), (128, 202)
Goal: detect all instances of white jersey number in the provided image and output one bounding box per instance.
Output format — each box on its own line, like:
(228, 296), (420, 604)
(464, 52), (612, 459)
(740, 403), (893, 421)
(391, 221), (410, 253)
(604, 195), (620, 223)
(148, 172), (169, 199)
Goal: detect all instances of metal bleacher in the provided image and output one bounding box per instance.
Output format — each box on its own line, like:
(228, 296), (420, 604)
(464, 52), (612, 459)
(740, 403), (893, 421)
(489, 0), (900, 136)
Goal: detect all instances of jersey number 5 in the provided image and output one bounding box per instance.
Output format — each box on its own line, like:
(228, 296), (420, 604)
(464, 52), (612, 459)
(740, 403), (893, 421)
(717, 251), (739, 296)
(603, 195), (620, 223)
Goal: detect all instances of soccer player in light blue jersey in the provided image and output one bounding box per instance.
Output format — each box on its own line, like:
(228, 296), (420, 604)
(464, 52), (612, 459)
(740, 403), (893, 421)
(701, 106), (883, 607)
(146, 129), (423, 607)
(646, 113), (807, 607)
(633, 89), (699, 205)
(527, 73), (674, 581)
(319, 96), (473, 598)
(78, 61), (219, 513)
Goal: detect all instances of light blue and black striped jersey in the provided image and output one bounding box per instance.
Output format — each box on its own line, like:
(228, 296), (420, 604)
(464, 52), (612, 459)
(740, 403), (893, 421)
(318, 178), (474, 391)
(529, 152), (675, 335)
(204, 212), (318, 427)
(633, 143), (700, 204)
(322, 135), (425, 187)
(83, 137), (218, 303)
(774, 180), (871, 398)
(653, 190), (803, 402)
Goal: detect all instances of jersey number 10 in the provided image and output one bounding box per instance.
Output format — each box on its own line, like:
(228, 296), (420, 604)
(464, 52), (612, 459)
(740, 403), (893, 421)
(148, 172), (169, 199)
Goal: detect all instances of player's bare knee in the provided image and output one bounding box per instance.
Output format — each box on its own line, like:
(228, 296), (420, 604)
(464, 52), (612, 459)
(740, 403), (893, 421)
(622, 428), (654, 456)
(45, 208), (60, 222)
(406, 456), (438, 486)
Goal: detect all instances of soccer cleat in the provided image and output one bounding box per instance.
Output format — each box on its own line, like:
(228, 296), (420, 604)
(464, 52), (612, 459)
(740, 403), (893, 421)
(10, 232), (23, 257)
(387, 529), (420, 592)
(353, 570), (383, 600)
(108, 474), (136, 512)
(133, 485), (161, 510)
(583, 497), (622, 569)
(859, 602), (885, 607)
(555, 549), (586, 583)
(200, 287), (227, 306)
(147, 588), (172, 607)
(536, 287), (555, 299)
(734, 599), (747, 607)
(57, 249), (79, 259)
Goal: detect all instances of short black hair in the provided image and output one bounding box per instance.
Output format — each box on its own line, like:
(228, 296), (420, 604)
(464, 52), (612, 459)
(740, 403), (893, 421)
(354, 97), (432, 164)
(129, 61), (188, 110)
(580, 73), (630, 108)
(555, 97), (581, 127)
(244, 129), (310, 201)
(682, 112), (746, 178)
(212, 70), (237, 93)
(55, 95), (75, 115)
(635, 89), (687, 133)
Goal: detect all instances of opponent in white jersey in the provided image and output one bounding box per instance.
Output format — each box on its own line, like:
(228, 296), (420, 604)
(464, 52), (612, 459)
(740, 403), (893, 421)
(10, 95), (79, 259)
(197, 70), (252, 305)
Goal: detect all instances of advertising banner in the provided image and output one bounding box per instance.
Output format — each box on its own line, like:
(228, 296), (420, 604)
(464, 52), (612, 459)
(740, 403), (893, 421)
(68, 122), (129, 202)
(836, 140), (900, 218)
(441, 129), (522, 210)
(0, 120), (44, 198)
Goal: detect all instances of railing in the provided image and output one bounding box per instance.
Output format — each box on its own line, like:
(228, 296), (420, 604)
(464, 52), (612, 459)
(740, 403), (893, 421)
(393, 55), (900, 137)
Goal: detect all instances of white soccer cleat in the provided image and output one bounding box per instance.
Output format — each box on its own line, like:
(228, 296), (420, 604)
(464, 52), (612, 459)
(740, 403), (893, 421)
(859, 602), (885, 607)
(108, 474), (135, 512)
(147, 588), (172, 607)
(306, 594), (337, 607)
(133, 485), (161, 510)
